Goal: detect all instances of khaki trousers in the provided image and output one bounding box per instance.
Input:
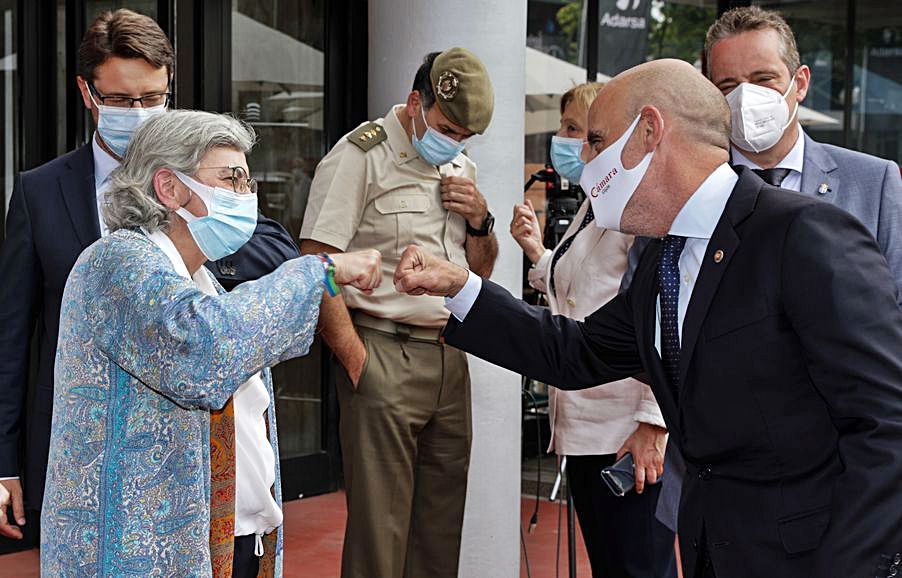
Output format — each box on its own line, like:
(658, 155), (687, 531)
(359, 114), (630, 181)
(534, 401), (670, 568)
(337, 325), (472, 578)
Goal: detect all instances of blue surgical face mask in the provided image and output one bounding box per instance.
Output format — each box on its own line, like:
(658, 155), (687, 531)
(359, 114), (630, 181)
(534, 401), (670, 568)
(89, 90), (166, 158)
(550, 136), (586, 183)
(411, 105), (465, 166)
(173, 171), (259, 261)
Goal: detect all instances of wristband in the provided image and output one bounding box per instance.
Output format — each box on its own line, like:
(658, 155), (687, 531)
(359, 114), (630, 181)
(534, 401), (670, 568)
(317, 253), (340, 297)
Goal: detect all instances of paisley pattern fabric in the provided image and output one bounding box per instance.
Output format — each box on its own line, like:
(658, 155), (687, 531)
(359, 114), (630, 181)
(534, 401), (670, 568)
(42, 229), (323, 577)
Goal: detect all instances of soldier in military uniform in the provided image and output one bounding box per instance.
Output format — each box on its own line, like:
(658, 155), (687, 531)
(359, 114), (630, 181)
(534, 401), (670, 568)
(300, 48), (497, 578)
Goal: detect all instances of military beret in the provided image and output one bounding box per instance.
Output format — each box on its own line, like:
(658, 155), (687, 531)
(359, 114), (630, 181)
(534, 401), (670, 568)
(429, 47), (494, 135)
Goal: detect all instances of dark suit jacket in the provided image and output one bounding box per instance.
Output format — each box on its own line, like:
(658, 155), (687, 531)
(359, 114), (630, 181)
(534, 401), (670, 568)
(445, 168), (902, 578)
(621, 138), (902, 536)
(0, 143), (299, 511)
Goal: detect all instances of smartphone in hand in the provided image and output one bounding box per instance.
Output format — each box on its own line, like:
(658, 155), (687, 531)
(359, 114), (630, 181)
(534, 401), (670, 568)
(600, 452), (635, 497)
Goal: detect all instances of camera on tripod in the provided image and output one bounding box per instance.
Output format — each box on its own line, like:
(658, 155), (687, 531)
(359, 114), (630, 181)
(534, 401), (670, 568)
(524, 163), (585, 249)
(521, 163), (585, 307)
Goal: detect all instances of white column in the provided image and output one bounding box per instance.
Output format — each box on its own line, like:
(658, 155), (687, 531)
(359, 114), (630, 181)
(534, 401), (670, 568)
(369, 3), (527, 576)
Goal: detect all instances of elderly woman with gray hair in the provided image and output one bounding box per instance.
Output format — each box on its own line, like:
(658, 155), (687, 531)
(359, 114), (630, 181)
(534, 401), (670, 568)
(41, 110), (381, 578)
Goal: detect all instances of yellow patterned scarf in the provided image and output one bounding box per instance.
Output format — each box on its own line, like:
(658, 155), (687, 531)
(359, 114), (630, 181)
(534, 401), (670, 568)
(210, 399), (237, 577)
(209, 398), (277, 578)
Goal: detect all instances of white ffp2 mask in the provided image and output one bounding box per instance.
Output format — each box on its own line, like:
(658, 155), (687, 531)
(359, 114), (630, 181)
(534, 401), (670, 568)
(725, 77), (798, 154)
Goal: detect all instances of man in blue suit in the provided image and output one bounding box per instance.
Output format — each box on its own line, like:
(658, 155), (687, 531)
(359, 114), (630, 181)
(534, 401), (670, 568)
(708, 6), (901, 295)
(0, 9), (298, 547)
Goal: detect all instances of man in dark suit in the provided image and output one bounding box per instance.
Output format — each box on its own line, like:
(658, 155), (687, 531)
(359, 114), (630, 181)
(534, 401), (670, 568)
(394, 58), (902, 578)
(622, 6), (902, 541)
(0, 9), (298, 548)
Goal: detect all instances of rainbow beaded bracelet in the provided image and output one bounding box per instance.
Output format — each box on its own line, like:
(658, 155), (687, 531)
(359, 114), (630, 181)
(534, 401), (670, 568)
(317, 253), (339, 297)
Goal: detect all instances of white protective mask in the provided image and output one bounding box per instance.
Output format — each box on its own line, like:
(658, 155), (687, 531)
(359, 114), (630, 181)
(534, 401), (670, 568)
(580, 114), (656, 232)
(725, 77), (799, 154)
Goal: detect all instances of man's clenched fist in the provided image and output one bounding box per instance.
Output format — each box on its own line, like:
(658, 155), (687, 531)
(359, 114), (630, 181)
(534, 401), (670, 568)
(393, 245), (470, 297)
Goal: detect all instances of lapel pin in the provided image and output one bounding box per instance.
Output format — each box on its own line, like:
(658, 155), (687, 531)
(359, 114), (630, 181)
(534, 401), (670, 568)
(818, 183), (830, 195)
(713, 249), (724, 263)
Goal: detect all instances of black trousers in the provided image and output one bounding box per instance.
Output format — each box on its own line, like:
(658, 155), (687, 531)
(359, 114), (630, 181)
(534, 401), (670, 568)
(694, 526), (717, 578)
(232, 534), (260, 578)
(567, 454), (678, 578)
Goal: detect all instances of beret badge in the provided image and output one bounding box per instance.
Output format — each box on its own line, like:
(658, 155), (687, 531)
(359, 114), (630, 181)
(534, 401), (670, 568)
(436, 71), (460, 101)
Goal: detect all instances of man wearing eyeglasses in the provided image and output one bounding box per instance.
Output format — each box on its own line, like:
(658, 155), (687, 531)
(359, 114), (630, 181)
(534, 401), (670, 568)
(0, 9), (299, 550)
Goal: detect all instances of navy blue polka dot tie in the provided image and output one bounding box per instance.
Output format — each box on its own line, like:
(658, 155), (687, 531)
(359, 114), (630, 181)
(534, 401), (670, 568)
(659, 235), (686, 393)
(550, 204), (595, 295)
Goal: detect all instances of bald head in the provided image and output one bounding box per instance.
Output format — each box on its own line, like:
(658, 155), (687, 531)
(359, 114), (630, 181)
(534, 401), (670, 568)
(592, 59), (731, 152)
(582, 59), (733, 238)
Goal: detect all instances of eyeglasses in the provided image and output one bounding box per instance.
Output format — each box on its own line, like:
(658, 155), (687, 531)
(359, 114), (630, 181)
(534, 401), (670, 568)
(88, 82), (171, 108)
(196, 166), (258, 195)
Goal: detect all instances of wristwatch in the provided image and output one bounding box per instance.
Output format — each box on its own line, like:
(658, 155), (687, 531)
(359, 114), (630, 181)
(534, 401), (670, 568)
(466, 211), (495, 237)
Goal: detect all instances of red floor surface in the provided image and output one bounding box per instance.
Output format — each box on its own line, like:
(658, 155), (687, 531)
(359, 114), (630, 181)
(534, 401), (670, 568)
(0, 492), (590, 577)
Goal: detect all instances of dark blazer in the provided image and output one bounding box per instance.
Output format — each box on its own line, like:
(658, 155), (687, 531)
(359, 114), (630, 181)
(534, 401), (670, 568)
(621, 138), (902, 536)
(0, 143), (299, 512)
(444, 168), (902, 578)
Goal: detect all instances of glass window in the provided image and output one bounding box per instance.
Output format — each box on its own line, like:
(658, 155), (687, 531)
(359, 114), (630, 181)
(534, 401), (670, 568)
(527, 1), (595, 168)
(56, 0), (66, 156)
(231, 0), (327, 460)
(0, 0), (16, 223)
(648, 0), (716, 66)
(753, 0), (902, 162)
(851, 1), (902, 162)
(528, 0), (583, 65)
(85, 0), (156, 21)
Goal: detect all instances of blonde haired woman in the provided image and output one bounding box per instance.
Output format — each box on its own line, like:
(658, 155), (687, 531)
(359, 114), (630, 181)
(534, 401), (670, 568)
(512, 83), (676, 577)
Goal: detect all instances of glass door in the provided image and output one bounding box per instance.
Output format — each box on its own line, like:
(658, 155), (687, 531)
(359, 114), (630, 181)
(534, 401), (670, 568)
(229, 0), (339, 499)
(0, 0), (15, 237)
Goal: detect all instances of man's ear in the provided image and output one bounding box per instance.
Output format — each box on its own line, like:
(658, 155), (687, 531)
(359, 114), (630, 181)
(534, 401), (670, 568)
(794, 65), (811, 104)
(405, 91), (421, 117)
(639, 105), (665, 153)
(76, 76), (94, 111)
(153, 168), (183, 211)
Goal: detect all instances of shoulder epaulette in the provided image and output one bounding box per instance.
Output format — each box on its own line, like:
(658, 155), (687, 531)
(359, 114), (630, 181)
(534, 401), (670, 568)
(347, 122), (387, 152)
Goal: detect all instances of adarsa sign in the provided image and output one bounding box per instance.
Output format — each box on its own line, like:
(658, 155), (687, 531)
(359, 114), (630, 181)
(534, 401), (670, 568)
(590, 168), (619, 197)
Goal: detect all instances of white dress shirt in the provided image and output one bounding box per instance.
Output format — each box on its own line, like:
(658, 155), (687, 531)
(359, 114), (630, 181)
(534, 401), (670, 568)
(731, 129), (805, 192)
(143, 228), (282, 554)
(93, 133), (120, 237)
(446, 163), (739, 358)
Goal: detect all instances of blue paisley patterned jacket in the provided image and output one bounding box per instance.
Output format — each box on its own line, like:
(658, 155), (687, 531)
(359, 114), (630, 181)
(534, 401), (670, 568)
(41, 229), (323, 577)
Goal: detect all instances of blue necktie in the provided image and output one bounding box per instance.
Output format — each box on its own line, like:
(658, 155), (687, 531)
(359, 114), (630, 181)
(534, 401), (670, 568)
(550, 204), (595, 295)
(659, 235), (686, 393)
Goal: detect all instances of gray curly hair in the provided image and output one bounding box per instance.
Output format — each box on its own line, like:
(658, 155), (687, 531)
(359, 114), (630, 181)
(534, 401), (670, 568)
(102, 109), (256, 233)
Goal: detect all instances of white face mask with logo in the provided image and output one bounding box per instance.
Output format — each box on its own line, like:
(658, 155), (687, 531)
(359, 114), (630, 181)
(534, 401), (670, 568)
(580, 114), (656, 232)
(725, 77), (799, 154)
